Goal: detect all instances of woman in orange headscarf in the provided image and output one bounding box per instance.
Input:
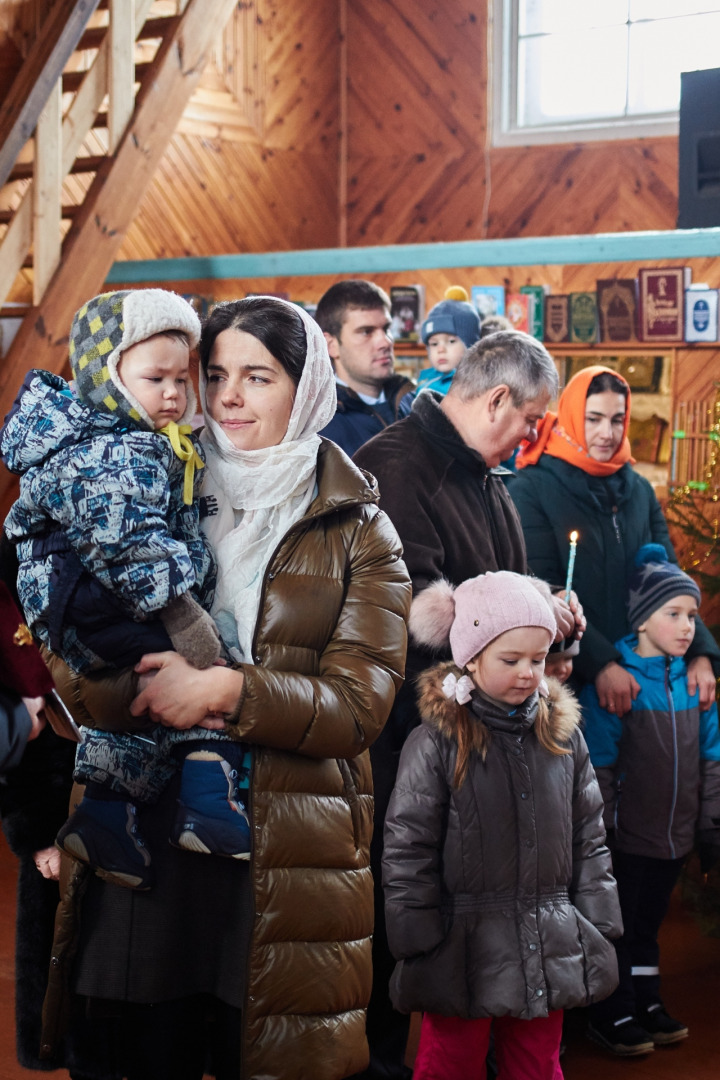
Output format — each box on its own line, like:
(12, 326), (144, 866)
(509, 366), (718, 714)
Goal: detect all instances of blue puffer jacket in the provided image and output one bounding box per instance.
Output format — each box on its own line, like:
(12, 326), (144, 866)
(581, 635), (720, 860)
(415, 367), (454, 396)
(1, 370), (214, 673)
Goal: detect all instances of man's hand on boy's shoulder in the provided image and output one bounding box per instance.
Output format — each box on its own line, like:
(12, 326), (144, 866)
(687, 655), (717, 710)
(595, 661), (640, 717)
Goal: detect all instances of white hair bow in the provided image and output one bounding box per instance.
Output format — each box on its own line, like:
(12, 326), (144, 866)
(441, 672), (475, 705)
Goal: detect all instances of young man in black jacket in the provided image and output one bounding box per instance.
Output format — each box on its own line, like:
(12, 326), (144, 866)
(317, 280), (415, 456)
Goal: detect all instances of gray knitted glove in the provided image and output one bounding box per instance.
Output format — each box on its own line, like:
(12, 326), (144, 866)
(159, 593), (222, 669)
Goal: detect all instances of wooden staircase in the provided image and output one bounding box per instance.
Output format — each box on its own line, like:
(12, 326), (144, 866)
(0, 0), (238, 508)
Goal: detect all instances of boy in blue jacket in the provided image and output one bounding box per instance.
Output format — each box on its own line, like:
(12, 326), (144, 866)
(582, 543), (720, 1057)
(1, 290), (249, 890)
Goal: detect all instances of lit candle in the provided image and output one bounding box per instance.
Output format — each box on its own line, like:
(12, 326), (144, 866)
(565, 531), (579, 602)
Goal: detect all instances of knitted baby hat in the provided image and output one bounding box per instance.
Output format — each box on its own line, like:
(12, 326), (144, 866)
(69, 289), (201, 428)
(421, 286), (481, 349)
(627, 543), (701, 631)
(409, 571), (557, 669)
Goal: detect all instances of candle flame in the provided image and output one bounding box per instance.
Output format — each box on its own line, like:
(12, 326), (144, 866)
(570, 531), (579, 542)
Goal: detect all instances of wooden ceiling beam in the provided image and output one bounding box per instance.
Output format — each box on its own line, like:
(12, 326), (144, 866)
(0, 0), (101, 189)
(0, 0), (239, 429)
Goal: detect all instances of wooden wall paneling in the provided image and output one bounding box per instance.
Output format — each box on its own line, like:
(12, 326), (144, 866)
(119, 0), (340, 261)
(673, 348), (720, 405)
(0, 0), (685, 267)
(78, 0), (689, 262)
(118, 137), (340, 260)
(224, 0), (265, 137)
(345, 0), (486, 246)
(341, 1), (681, 247)
(484, 139), (679, 239)
(260, 0), (339, 156)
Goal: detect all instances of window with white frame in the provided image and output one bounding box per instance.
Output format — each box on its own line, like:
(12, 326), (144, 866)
(493, 1), (720, 146)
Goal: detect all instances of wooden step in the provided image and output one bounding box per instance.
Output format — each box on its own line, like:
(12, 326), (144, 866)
(62, 59), (150, 94)
(5, 155), (106, 183)
(76, 15), (180, 51)
(0, 204), (78, 225)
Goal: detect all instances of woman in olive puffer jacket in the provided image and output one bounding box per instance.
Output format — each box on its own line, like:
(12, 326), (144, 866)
(39, 298), (411, 1080)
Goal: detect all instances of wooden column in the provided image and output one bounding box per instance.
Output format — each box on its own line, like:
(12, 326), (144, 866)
(33, 82), (62, 305)
(107, 0), (135, 153)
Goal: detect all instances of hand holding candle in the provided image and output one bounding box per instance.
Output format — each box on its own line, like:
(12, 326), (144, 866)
(565, 531), (579, 602)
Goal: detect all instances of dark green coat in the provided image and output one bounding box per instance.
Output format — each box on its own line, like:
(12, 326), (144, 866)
(508, 456), (720, 686)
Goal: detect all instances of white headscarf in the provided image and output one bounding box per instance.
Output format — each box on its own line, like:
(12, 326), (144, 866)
(199, 298), (337, 661)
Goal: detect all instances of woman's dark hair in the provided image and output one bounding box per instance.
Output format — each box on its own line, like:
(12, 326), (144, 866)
(199, 297), (306, 386)
(586, 371), (629, 398)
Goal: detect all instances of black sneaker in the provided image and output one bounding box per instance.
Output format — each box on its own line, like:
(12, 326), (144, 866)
(56, 798), (153, 890)
(587, 1016), (655, 1056)
(638, 1004), (689, 1045)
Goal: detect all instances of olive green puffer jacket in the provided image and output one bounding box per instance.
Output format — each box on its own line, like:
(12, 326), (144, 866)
(41, 440), (411, 1080)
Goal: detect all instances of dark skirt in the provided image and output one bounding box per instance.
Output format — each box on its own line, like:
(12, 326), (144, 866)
(72, 771), (251, 1009)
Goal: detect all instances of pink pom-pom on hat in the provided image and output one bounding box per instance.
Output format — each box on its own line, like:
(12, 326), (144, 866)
(410, 571), (557, 669)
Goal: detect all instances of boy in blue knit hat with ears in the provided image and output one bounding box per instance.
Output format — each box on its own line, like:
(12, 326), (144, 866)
(582, 543), (720, 1057)
(1, 289), (251, 890)
(417, 286), (481, 396)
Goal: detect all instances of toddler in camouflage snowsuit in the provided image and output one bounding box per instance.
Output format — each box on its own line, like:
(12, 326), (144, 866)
(1, 290), (251, 889)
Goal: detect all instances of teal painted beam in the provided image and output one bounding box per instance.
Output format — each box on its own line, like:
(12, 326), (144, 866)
(105, 227), (720, 284)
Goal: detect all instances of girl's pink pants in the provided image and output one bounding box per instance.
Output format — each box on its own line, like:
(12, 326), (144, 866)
(413, 1009), (564, 1080)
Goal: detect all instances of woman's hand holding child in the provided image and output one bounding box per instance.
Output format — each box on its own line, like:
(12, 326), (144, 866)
(132, 652), (243, 730)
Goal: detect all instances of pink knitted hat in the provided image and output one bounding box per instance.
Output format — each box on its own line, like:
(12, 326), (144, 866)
(409, 571), (557, 669)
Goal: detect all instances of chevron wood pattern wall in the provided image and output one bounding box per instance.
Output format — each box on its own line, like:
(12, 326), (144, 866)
(116, 0), (682, 262)
(118, 0), (341, 262)
(0, 0), (685, 274)
(342, 1), (679, 246)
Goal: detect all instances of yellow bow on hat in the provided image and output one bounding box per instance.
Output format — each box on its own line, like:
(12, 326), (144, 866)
(159, 422), (204, 505)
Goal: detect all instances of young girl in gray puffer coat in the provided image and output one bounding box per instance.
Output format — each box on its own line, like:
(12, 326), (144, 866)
(383, 571), (622, 1080)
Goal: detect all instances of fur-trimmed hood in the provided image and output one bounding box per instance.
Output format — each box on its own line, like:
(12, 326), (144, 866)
(416, 659), (580, 757)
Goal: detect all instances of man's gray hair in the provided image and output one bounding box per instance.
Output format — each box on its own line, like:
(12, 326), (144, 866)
(449, 330), (559, 405)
